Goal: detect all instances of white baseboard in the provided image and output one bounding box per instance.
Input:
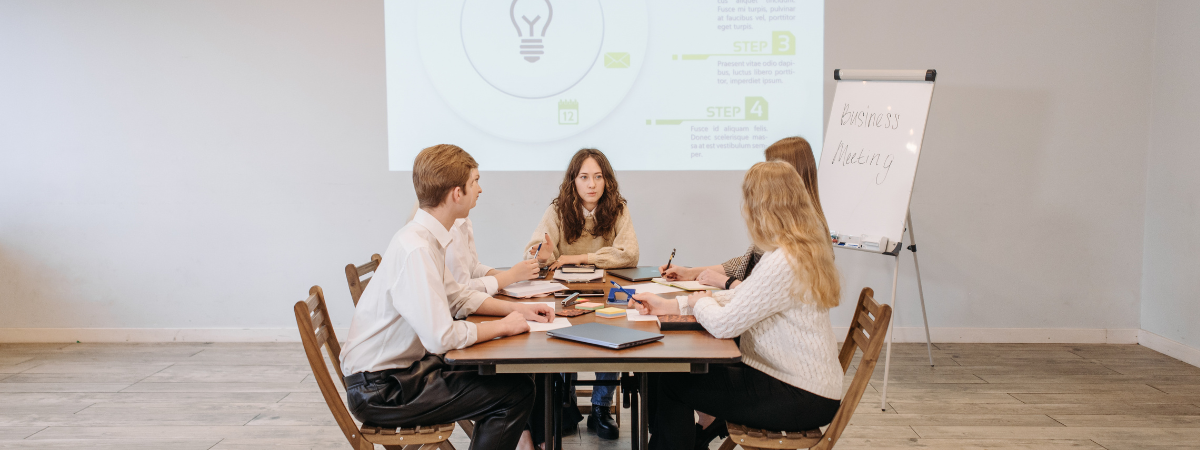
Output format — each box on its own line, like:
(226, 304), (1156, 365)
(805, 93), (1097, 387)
(1138, 329), (1200, 368)
(832, 327), (1140, 344)
(1, 326), (1140, 344)
(0, 328), (350, 343)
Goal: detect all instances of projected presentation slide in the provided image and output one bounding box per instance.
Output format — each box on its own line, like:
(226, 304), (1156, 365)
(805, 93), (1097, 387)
(385, 0), (824, 171)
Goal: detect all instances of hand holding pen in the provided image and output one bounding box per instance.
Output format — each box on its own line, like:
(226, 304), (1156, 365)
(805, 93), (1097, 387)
(630, 292), (680, 316)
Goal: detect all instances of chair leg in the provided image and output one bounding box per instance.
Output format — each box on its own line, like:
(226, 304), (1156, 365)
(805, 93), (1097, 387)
(717, 437), (738, 450)
(456, 419), (475, 436)
(614, 385), (621, 428)
(437, 441), (455, 450)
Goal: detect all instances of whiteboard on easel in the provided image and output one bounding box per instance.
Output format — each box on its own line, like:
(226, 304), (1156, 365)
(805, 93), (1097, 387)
(817, 69), (935, 251)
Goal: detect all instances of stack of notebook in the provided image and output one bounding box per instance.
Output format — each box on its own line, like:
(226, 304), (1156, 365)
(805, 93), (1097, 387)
(595, 307), (628, 319)
(498, 280), (567, 298)
(554, 265), (605, 282)
(656, 315), (705, 331)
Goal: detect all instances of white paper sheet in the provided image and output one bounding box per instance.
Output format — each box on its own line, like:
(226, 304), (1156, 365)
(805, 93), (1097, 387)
(624, 282), (680, 295)
(652, 278), (717, 291)
(500, 281), (567, 298)
(624, 309), (658, 322)
(528, 317), (573, 332)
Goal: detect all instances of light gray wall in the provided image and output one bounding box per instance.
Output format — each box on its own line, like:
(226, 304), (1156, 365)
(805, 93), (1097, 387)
(0, 1), (1160, 335)
(1141, 0), (1200, 349)
(823, 1), (1154, 331)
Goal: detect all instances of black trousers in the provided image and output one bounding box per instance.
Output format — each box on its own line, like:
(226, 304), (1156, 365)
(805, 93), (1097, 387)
(527, 373), (582, 445)
(649, 363), (841, 450)
(344, 354), (535, 450)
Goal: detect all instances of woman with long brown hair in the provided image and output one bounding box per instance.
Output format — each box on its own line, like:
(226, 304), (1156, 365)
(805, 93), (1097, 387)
(660, 136), (826, 290)
(522, 148), (638, 442)
(633, 161), (843, 450)
(524, 148), (639, 269)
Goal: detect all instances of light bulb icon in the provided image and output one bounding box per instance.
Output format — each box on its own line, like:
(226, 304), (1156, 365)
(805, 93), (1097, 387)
(510, 0), (553, 63)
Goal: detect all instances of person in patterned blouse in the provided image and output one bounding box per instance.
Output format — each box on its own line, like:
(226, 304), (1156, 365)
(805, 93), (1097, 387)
(659, 136), (829, 290)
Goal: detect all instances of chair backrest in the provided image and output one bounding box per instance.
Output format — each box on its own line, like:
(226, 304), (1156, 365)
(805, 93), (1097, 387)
(813, 287), (892, 450)
(294, 286), (366, 449)
(345, 254), (382, 306)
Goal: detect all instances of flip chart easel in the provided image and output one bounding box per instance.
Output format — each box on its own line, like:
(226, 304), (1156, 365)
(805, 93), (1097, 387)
(817, 69), (938, 411)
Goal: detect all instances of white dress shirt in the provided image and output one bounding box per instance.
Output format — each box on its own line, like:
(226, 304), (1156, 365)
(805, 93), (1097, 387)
(445, 218), (499, 295)
(340, 209), (491, 375)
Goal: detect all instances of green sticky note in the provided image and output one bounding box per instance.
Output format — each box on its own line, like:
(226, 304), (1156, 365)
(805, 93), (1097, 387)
(604, 52), (630, 68)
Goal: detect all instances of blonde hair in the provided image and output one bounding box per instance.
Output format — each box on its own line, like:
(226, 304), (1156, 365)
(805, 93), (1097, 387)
(742, 161), (841, 308)
(413, 144), (478, 208)
(764, 136), (826, 229)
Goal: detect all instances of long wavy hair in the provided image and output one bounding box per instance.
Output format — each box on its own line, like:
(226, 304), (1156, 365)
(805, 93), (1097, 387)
(552, 149), (626, 244)
(764, 136), (827, 235)
(742, 161), (840, 308)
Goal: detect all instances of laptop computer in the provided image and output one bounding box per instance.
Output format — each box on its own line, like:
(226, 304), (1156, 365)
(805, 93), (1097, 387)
(608, 266), (661, 282)
(547, 323), (665, 349)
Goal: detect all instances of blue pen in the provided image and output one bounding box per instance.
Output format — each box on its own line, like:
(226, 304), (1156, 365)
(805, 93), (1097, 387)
(610, 281), (643, 306)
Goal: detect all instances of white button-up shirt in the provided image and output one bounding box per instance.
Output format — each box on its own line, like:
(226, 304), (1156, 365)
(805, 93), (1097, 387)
(340, 209), (491, 375)
(445, 218), (499, 295)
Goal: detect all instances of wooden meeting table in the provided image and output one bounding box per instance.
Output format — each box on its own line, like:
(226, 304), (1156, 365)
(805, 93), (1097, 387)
(445, 271), (742, 450)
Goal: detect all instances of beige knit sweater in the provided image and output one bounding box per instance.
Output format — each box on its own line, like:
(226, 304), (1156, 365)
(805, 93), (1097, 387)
(522, 205), (639, 269)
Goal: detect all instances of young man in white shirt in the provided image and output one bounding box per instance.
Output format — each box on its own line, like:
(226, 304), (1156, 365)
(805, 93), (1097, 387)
(340, 144), (554, 450)
(446, 218), (541, 295)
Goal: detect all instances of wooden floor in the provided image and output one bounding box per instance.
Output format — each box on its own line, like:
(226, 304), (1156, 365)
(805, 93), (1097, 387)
(1, 342), (1199, 449)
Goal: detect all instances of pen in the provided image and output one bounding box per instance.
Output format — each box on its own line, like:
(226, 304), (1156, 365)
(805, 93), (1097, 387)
(664, 248), (676, 274)
(610, 281), (643, 306)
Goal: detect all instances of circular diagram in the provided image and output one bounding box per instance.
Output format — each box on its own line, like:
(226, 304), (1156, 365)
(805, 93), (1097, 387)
(417, 0), (647, 143)
(461, 0), (604, 99)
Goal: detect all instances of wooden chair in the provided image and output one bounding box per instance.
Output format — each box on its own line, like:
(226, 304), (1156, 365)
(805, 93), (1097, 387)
(717, 287), (893, 450)
(343, 255), (479, 439)
(294, 285), (456, 450)
(345, 254), (382, 306)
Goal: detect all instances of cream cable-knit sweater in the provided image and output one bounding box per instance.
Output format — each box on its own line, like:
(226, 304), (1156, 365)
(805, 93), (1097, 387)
(522, 205), (639, 268)
(676, 249), (843, 400)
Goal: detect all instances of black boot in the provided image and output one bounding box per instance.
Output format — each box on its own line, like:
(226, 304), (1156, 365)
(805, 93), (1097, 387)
(561, 405), (582, 435)
(562, 392), (583, 435)
(586, 404), (620, 440)
(694, 420), (728, 450)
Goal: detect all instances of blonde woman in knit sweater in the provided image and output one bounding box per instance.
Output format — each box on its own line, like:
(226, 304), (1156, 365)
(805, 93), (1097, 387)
(633, 161), (843, 450)
(522, 148), (638, 442)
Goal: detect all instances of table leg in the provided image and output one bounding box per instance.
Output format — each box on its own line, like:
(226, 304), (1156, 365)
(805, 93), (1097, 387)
(553, 375), (562, 450)
(542, 374), (553, 450)
(629, 374), (639, 450)
(639, 372), (649, 450)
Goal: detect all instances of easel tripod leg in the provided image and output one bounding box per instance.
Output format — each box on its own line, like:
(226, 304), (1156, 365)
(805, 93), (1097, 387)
(907, 213), (934, 367)
(880, 253), (900, 411)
